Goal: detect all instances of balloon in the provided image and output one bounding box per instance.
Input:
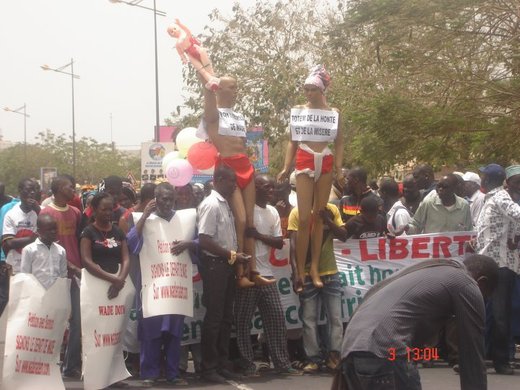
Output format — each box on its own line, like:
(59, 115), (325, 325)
(176, 127), (202, 157)
(187, 142), (218, 170)
(161, 151), (180, 171)
(166, 159), (193, 187)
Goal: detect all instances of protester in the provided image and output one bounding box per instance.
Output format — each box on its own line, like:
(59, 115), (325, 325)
(378, 177), (400, 214)
(463, 171), (485, 225)
(344, 197), (387, 239)
(80, 175), (126, 232)
(338, 167), (383, 223)
(386, 174), (421, 237)
(40, 175), (83, 378)
(174, 183), (195, 210)
(20, 213), (67, 289)
(406, 174), (473, 234)
(288, 202), (345, 373)
(412, 164), (437, 199)
(2, 178), (39, 274)
(475, 164), (520, 375)
(197, 165), (251, 383)
(80, 192), (130, 298)
(127, 182), (196, 386)
(192, 182), (205, 207)
(278, 65), (344, 290)
(339, 254), (499, 390)
(235, 174), (301, 377)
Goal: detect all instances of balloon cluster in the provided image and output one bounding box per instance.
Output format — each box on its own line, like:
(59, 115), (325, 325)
(161, 127), (218, 186)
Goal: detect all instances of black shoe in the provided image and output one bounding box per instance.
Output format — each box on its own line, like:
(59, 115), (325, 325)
(201, 372), (227, 384)
(218, 368), (244, 380)
(495, 365), (514, 375)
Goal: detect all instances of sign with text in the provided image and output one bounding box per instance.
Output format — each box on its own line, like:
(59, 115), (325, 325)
(3, 275), (70, 390)
(136, 208), (197, 318)
(290, 108), (338, 142)
(80, 270), (135, 390)
(180, 231), (474, 344)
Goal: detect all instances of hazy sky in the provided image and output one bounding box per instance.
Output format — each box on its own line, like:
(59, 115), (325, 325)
(0, 0), (256, 150)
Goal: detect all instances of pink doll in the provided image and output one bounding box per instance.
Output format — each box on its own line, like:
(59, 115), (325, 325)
(167, 18), (220, 91)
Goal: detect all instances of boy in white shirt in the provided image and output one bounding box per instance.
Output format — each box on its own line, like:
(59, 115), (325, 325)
(21, 214), (67, 289)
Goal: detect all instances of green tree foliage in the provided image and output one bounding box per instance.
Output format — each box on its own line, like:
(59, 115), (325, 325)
(171, 0), (519, 176)
(0, 131), (140, 194)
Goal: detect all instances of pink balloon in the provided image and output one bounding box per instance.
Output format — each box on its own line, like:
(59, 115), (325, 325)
(166, 159), (193, 186)
(187, 142), (218, 170)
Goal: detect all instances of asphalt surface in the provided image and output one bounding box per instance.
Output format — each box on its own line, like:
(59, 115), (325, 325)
(62, 361), (520, 390)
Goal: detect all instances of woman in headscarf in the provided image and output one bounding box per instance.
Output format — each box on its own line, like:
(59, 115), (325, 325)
(278, 65), (345, 291)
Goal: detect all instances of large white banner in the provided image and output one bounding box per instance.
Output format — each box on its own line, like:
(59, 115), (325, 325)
(3, 275), (70, 390)
(137, 209), (197, 318)
(180, 231), (474, 344)
(80, 269), (135, 390)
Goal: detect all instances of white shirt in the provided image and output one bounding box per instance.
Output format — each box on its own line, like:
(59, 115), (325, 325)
(476, 187), (520, 272)
(197, 190), (237, 256)
(253, 204), (282, 277)
(468, 190), (485, 226)
(2, 203), (38, 273)
(21, 238), (67, 289)
(386, 200), (413, 236)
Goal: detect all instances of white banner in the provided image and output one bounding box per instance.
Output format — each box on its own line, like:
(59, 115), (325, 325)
(180, 231), (474, 344)
(80, 269), (135, 390)
(217, 108), (247, 138)
(290, 108), (338, 142)
(137, 209), (197, 318)
(3, 275), (70, 390)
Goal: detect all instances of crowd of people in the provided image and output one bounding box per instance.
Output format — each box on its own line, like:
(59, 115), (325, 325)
(0, 159), (518, 389)
(0, 62), (518, 390)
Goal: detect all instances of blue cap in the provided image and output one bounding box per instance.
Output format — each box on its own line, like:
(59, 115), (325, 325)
(479, 163), (505, 179)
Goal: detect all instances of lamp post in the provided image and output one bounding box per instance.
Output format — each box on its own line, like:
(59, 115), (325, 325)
(109, 0), (166, 142)
(3, 104), (30, 166)
(41, 59), (80, 177)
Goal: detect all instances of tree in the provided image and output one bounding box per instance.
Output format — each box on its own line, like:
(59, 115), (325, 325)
(0, 131), (140, 195)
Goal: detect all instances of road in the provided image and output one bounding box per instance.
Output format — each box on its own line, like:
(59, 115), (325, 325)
(63, 361), (519, 390)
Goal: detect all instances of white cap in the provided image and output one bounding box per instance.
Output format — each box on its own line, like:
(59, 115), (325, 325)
(453, 171), (464, 178)
(462, 171), (481, 186)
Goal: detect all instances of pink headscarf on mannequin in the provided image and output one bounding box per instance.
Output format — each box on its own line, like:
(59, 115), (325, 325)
(304, 65), (331, 92)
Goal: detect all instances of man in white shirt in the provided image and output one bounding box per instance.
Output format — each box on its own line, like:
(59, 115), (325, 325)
(21, 214), (67, 289)
(387, 174), (421, 237)
(236, 174), (301, 376)
(2, 179), (40, 273)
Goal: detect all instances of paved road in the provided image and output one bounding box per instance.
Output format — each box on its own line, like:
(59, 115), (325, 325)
(64, 362), (520, 390)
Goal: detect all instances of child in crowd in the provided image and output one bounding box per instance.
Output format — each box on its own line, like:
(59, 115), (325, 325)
(21, 214), (67, 289)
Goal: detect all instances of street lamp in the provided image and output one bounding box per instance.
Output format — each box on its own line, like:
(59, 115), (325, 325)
(41, 59), (80, 177)
(3, 104), (30, 166)
(109, 0), (166, 142)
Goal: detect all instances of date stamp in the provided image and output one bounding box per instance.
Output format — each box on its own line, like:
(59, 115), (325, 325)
(388, 347), (439, 362)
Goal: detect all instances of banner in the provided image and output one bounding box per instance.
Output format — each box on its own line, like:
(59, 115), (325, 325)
(140, 142), (176, 184)
(137, 208), (197, 318)
(180, 231), (474, 344)
(3, 275), (70, 390)
(80, 269), (135, 390)
(290, 108), (338, 142)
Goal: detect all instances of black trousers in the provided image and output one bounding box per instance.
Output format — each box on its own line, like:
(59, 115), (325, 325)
(490, 267), (516, 367)
(199, 254), (236, 374)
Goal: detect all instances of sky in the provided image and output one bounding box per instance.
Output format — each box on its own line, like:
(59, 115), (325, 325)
(0, 0), (257, 150)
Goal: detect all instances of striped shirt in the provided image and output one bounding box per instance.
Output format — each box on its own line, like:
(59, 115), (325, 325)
(341, 261), (486, 390)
